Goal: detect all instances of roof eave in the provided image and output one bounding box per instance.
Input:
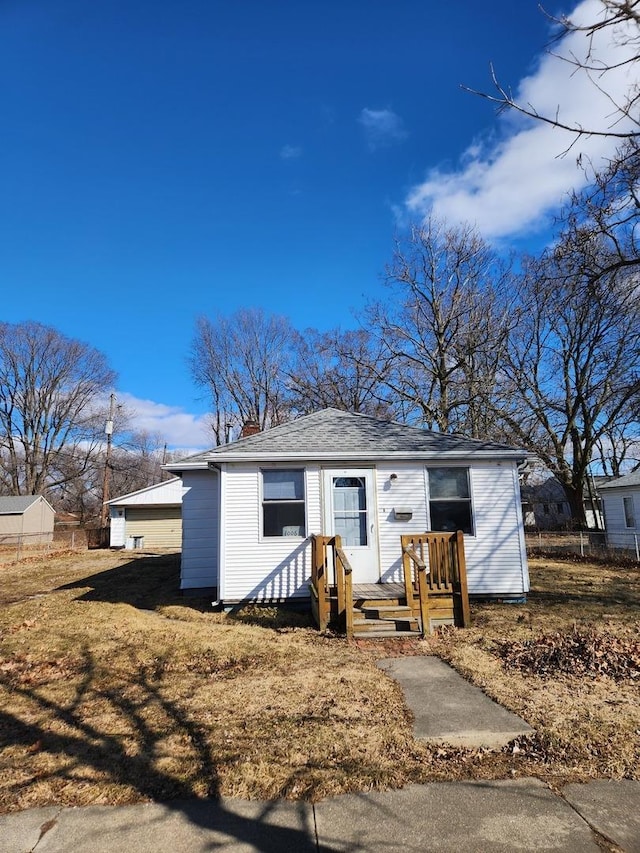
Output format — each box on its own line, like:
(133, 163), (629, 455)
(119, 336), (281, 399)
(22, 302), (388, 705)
(168, 449), (526, 468)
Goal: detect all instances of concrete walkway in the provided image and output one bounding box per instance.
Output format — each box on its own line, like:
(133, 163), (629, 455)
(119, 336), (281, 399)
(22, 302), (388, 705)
(2, 779), (639, 852)
(377, 655), (534, 748)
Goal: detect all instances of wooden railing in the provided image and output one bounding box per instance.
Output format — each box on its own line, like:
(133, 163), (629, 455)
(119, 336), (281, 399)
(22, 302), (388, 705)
(401, 531), (470, 633)
(311, 534), (332, 631)
(310, 534), (354, 638)
(401, 539), (430, 638)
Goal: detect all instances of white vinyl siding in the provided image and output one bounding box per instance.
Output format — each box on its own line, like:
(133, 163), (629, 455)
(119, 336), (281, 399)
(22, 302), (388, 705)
(109, 508), (126, 547)
(462, 462), (529, 595)
(375, 462), (429, 583)
(185, 457), (528, 600)
(603, 489), (640, 551)
(180, 470), (219, 590)
(221, 463), (321, 602)
(375, 460), (527, 595)
(112, 478), (184, 506)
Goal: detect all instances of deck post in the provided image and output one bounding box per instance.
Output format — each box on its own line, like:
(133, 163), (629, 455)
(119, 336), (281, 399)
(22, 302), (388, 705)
(417, 565), (431, 637)
(400, 535), (416, 611)
(335, 535), (345, 620)
(312, 534), (330, 631)
(454, 529), (471, 627)
(403, 537), (430, 637)
(344, 564), (354, 640)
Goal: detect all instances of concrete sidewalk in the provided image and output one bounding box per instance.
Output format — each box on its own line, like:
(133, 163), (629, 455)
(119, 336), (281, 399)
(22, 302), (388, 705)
(377, 655), (534, 748)
(2, 778), (639, 852)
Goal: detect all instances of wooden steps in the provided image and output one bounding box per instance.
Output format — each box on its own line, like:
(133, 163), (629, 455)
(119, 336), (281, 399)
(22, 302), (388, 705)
(315, 587), (459, 638)
(310, 532), (470, 639)
(352, 602), (421, 638)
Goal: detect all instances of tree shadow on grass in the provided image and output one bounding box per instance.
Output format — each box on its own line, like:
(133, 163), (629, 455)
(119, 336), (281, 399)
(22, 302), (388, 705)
(0, 648), (323, 851)
(57, 555), (316, 629)
(56, 554), (213, 614)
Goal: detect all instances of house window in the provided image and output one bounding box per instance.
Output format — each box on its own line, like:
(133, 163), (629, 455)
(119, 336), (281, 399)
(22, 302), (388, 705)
(556, 502), (564, 514)
(543, 503), (550, 515)
(262, 469), (306, 537)
(623, 496), (636, 529)
(428, 467), (473, 535)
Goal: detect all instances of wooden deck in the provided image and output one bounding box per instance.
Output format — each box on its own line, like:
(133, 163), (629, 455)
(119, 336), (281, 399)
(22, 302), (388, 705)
(310, 532), (470, 638)
(352, 583), (405, 600)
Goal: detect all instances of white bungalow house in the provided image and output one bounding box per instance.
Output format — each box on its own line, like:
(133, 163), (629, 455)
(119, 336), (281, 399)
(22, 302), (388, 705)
(106, 478), (184, 550)
(165, 408), (529, 605)
(600, 470), (640, 554)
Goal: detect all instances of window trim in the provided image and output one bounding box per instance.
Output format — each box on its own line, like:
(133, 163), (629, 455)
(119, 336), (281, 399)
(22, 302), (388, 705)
(623, 495), (636, 529)
(426, 465), (475, 536)
(260, 468), (307, 540)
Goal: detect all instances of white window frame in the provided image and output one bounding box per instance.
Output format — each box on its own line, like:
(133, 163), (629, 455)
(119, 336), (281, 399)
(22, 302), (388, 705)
(260, 468), (306, 539)
(426, 466), (475, 536)
(623, 496), (636, 529)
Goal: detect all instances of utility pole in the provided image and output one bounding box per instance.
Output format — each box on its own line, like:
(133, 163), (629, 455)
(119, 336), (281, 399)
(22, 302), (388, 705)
(100, 393), (116, 530)
(157, 443), (168, 483)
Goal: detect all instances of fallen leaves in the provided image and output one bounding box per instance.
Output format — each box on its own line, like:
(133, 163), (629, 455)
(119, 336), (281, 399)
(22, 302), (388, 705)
(496, 626), (640, 681)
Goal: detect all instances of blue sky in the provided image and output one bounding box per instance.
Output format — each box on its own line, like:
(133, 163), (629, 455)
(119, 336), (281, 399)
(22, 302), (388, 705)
(1, 1), (635, 451)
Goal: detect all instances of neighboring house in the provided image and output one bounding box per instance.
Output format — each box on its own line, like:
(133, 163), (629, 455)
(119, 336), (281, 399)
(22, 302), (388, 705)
(166, 408), (530, 604)
(106, 478), (184, 550)
(0, 495), (55, 545)
(521, 476), (610, 529)
(599, 470), (640, 553)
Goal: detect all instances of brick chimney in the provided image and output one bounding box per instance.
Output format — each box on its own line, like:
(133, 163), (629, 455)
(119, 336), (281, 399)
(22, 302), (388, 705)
(240, 419), (261, 438)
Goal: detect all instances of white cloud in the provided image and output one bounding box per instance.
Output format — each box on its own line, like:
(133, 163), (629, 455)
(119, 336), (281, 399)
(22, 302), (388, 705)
(118, 392), (212, 455)
(405, 0), (640, 240)
(280, 144), (302, 159)
(359, 108), (407, 151)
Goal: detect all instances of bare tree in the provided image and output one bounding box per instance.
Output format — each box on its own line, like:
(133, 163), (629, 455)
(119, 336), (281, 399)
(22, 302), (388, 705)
(0, 321), (116, 496)
(109, 429), (172, 494)
(51, 426), (179, 522)
(561, 137), (640, 282)
(288, 327), (396, 418)
(496, 240), (640, 525)
(367, 217), (513, 436)
(190, 308), (294, 441)
(468, 1), (640, 151)
(594, 412), (640, 475)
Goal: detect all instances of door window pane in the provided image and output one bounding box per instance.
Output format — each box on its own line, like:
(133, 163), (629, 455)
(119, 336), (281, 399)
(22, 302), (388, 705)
(333, 476), (367, 546)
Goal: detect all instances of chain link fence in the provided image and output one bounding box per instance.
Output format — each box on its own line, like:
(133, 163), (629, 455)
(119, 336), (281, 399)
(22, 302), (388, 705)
(525, 530), (640, 562)
(0, 527), (89, 566)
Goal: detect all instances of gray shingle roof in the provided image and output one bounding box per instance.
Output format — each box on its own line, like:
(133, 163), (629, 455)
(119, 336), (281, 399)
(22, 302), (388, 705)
(168, 408), (526, 470)
(599, 470), (640, 489)
(0, 495), (44, 515)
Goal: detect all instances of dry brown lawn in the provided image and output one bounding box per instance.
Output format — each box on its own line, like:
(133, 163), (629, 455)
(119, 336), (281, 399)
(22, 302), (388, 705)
(0, 548), (638, 814)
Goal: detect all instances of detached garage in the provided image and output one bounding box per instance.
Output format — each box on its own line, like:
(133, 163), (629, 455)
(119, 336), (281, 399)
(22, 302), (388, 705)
(0, 495), (55, 545)
(107, 478), (184, 551)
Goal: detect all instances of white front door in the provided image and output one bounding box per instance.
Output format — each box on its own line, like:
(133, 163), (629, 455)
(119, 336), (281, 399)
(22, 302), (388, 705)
(323, 468), (380, 583)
